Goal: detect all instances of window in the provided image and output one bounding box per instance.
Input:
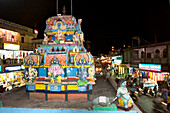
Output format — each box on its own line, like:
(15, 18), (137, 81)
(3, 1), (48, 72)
(134, 51), (139, 59)
(75, 49), (77, 52)
(147, 53), (151, 58)
(163, 48), (167, 58)
(21, 37), (24, 43)
(56, 47), (59, 51)
(81, 48), (84, 52)
(11, 35), (15, 42)
(39, 48), (45, 53)
(52, 47), (55, 52)
(51, 57), (59, 65)
(61, 47), (66, 51)
(141, 51), (145, 58)
(11, 35), (14, 39)
(155, 49), (160, 58)
(73, 46), (79, 52)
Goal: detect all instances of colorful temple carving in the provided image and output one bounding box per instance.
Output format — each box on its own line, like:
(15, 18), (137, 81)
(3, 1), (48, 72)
(23, 14), (95, 101)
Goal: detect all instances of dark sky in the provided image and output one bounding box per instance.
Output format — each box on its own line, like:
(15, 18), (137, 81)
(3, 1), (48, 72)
(0, 0), (170, 55)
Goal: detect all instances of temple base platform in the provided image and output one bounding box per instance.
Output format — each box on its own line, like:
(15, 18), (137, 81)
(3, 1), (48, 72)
(27, 91), (90, 101)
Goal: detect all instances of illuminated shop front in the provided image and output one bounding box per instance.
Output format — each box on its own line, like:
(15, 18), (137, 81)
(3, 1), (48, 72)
(0, 18), (37, 92)
(100, 56), (112, 66)
(128, 67), (140, 78)
(0, 66), (25, 91)
(0, 50), (33, 59)
(111, 55), (128, 78)
(139, 63), (169, 83)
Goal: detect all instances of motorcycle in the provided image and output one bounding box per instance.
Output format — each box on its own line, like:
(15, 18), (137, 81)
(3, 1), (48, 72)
(149, 88), (154, 97)
(143, 87), (149, 95)
(136, 87), (143, 96)
(130, 90), (139, 101)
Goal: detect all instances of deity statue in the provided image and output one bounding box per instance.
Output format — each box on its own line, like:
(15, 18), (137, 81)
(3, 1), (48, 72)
(56, 75), (62, 83)
(43, 33), (49, 44)
(116, 79), (134, 110)
(54, 30), (65, 44)
(73, 31), (80, 44)
(48, 66), (63, 83)
(88, 65), (95, 82)
(77, 65), (88, 86)
(28, 67), (38, 83)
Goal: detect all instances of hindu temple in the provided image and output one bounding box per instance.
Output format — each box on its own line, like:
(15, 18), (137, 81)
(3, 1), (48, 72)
(23, 14), (95, 101)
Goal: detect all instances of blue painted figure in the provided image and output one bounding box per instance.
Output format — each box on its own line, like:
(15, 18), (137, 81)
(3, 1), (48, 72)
(77, 65), (88, 86)
(117, 79), (134, 109)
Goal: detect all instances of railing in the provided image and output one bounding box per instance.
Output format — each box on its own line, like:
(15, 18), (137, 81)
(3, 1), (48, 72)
(138, 58), (169, 64)
(145, 58), (152, 63)
(4, 37), (18, 43)
(20, 42), (34, 50)
(3, 37), (19, 44)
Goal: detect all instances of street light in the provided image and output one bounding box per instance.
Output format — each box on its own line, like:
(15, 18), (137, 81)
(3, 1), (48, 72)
(112, 46), (114, 51)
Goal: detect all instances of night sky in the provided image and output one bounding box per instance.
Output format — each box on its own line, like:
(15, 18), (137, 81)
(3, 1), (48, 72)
(0, 0), (170, 55)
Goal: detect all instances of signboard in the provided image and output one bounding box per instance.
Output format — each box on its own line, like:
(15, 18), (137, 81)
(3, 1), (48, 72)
(50, 85), (61, 91)
(27, 85), (35, 91)
(78, 86), (86, 91)
(139, 64), (161, 72)
(4, 43), (20, 50)
(35, 84), (46, 90)
(143, 83), (155, 87)
(112, 56), (122, 64)
(5, 66), (21, 71)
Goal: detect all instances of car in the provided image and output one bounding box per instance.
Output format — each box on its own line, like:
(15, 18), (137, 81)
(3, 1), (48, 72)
(95, 63), (103, 76)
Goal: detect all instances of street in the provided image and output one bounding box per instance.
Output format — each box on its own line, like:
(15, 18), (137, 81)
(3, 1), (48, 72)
(0, 76), (142, 112)
(0, 76), (115, 109)
(135, 95), (154, 113)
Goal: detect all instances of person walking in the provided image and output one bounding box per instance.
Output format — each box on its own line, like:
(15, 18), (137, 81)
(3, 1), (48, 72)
(102, 66), (107, 80)
(153, 85), (158, 97)
(105, 69), (111, 82)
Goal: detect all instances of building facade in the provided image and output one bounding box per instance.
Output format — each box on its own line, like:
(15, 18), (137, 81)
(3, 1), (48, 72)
(123, 41), (170, 83)
(0, 18), (37, 91)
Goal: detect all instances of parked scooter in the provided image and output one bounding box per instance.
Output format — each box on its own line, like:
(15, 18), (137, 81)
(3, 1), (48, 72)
(130, 91), (139, 101)
(143, 87), (149, 95)
(137, 87), (143, 96)
(149, 88), (154, 97)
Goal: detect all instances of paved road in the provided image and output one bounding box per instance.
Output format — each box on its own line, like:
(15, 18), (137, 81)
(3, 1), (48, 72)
(135, 95), (154, 113)
(135, 94), (169, 113)
(0, 76), (115, 109)
(0, 76), (142, 112)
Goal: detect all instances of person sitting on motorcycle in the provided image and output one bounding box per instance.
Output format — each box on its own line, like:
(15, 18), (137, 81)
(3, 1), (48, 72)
(131, 78), (138, 92)
(130, 78), (139, 99)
